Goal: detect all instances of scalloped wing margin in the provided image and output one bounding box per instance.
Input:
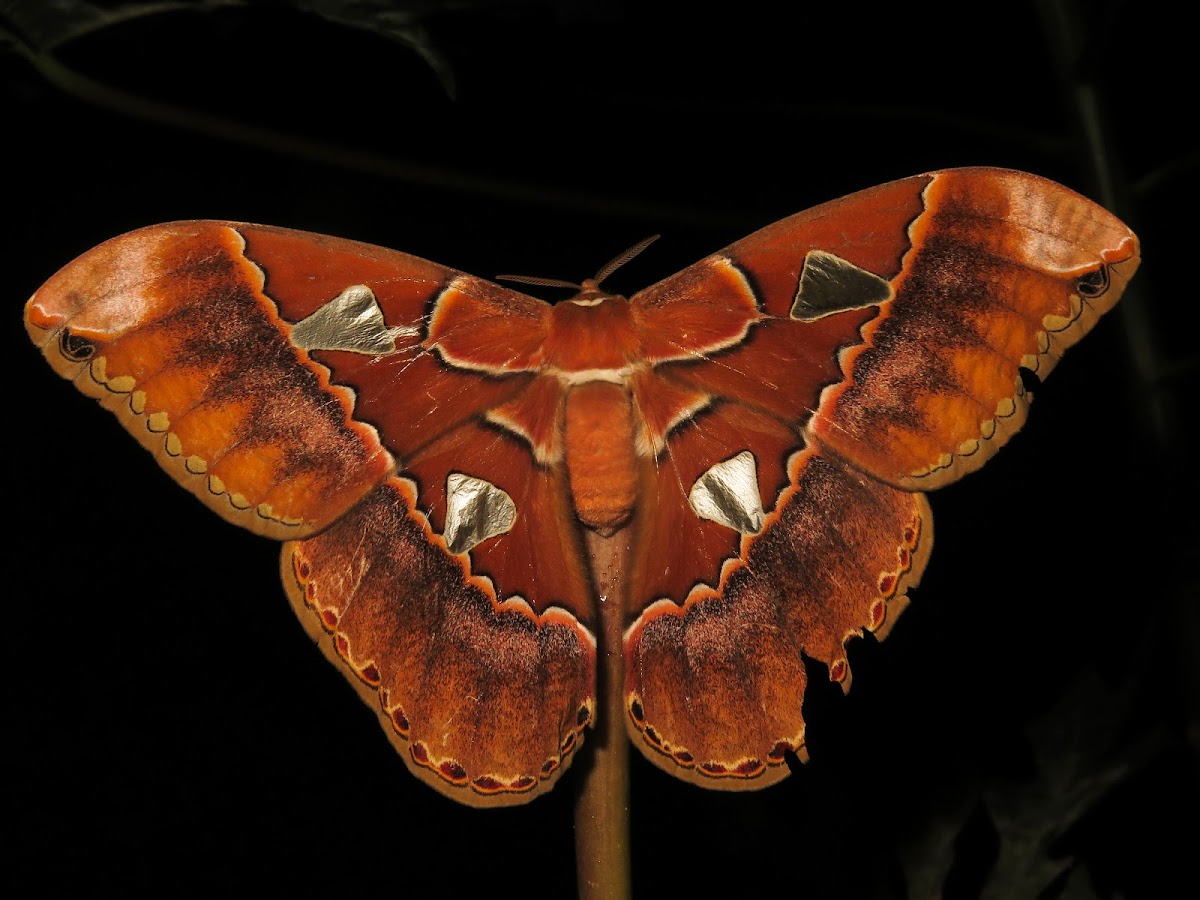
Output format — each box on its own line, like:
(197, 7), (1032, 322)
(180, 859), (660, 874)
(622, 167), (1136, 786)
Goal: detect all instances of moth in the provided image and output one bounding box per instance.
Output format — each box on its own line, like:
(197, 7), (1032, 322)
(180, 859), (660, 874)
(25, 168), (1138, 807)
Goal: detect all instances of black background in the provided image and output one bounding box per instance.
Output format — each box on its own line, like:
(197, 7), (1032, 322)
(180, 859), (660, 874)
(6, 2), (1194, 897)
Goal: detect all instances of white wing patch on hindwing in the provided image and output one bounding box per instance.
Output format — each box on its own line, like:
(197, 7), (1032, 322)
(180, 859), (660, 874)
(688, 450), (765, 535)
(443, 473), (518, 555)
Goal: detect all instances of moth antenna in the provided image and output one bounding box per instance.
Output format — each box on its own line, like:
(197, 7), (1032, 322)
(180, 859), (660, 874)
(593, 234), (660, 286)
(495, 274), (583, 290)
(495, 235), (660, 293)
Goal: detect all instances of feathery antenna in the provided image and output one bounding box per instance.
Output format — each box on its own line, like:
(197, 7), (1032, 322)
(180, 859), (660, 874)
(496, 235), (660, 292)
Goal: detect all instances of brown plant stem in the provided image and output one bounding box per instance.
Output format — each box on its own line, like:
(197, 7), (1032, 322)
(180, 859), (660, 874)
(573, 531), (633, 900)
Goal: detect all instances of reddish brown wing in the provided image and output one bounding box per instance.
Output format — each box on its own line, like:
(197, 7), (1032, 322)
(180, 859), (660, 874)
(622, 168), (1139, 787)
(24, 222), (595, 806)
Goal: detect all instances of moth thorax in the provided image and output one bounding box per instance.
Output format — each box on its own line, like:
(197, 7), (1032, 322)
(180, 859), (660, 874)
(544, 291), (639, 371)
(563, 381), (637, 535)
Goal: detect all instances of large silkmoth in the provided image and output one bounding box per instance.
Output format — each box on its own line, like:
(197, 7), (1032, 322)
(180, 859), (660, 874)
(25, 167), (1139, 806)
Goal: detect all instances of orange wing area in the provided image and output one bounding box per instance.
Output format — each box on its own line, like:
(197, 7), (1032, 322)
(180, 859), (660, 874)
(25, 222), (395, 538)
(622, 168), (1137, 785)
(25, 221), (597, 807)
(283, 478), (595, 807)
(808, 169), (1140, 488)
(626, 452), (929, 786)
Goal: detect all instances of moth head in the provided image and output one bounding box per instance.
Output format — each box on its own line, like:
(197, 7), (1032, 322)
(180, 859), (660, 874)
(568, 278), (618, 307)
(495, 234), (659, 306)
